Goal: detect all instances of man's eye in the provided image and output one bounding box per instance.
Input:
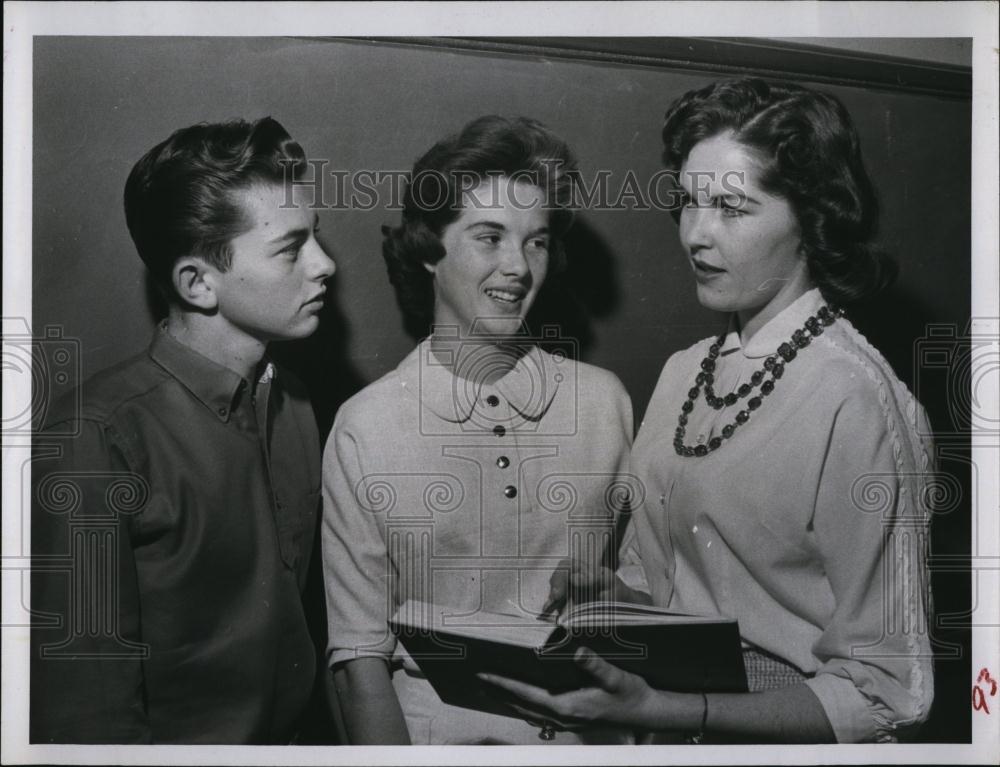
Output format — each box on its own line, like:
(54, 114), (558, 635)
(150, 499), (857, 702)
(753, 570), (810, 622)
(528, 237), (549, 251)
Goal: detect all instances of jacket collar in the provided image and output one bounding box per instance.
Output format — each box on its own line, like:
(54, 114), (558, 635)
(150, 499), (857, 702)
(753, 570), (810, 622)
(718, 288), (827, 359)
(149, 322), (273, 422)
(397, 339), (561, 423)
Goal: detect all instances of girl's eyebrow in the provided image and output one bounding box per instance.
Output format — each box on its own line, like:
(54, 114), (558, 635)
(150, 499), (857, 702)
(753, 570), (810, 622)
(464, 221), (506, 232)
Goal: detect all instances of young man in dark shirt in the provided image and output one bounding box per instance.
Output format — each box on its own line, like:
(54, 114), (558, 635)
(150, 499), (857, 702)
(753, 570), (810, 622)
(30, 117), (335, 743)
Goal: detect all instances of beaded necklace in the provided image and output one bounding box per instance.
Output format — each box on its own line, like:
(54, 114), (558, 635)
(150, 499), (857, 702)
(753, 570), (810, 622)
(673, 304), (844, 457)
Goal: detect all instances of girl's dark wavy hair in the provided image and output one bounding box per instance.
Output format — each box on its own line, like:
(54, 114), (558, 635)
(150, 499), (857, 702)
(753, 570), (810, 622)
(124, 117), (307, 300)
(382, 115), (578, 337)
(662, 77), (896, 305)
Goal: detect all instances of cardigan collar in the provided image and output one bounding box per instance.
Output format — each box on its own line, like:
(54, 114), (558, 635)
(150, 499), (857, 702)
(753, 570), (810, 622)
(397, 338), (561, 423)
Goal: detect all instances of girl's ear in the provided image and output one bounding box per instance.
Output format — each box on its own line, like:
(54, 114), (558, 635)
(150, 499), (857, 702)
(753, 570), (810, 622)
(171, 257), (219, 310)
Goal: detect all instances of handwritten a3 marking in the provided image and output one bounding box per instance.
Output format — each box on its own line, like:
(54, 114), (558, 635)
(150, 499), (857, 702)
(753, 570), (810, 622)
(972, 668), (997, 714)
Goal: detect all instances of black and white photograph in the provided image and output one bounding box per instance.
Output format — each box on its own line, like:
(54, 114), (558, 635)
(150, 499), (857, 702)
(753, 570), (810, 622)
(2, 2), (998, 764)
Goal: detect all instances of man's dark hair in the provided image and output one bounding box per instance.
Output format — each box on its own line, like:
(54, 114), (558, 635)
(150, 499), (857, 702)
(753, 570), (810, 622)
(124, 117), (307, 299)
(662, 77), (896, 304)
(382, 115), (578, 337)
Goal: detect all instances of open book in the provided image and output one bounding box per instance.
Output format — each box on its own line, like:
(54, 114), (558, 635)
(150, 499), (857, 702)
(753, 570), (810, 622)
(390, 599), (747, 719)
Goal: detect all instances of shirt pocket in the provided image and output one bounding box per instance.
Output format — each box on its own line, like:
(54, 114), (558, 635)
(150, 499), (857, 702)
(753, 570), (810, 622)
(274, 488), (320, 574)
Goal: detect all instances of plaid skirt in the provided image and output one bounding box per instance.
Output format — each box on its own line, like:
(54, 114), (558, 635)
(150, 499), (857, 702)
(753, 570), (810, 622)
(742, 645), (810, 691)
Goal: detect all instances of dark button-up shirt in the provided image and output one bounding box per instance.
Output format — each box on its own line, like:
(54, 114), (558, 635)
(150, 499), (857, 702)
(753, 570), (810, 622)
(31, 326), (320, 744)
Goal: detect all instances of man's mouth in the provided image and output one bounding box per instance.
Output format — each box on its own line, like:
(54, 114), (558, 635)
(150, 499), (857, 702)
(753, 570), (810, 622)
(304, 291), (326, 307)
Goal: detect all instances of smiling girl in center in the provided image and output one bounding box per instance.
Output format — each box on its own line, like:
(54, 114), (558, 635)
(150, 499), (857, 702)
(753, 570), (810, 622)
(320, 116), (636, 745)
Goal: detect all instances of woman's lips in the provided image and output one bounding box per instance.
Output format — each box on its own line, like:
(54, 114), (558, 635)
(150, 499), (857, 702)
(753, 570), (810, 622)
(484, 287), (525, 306)
(692, 260), (726, 278)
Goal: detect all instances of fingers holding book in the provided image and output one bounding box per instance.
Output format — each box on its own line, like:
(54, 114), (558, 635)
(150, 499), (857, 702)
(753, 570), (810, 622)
(540, 558), (617, 619)
(478, 646), (659, 730)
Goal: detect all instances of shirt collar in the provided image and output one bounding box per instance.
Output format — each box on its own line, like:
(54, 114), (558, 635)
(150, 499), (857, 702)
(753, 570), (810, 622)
(719, 288), (827, 359)
(398, 339), (561, 423)
(149, 322), (273, 422)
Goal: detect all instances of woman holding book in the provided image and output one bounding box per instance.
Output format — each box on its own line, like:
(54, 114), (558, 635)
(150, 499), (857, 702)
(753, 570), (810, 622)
(482, 78), (935, 743)
(321, 115), (635, 744)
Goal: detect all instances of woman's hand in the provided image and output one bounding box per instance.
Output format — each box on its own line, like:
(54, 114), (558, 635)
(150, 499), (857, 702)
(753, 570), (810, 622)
(540, 558), (616, 618)
(479, 647), (673, 731)
(541, 559), (653, 618)
(480, 647), (838, 741)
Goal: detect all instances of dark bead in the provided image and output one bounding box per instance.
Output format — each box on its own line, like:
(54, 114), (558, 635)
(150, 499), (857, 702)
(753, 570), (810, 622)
(674, 445), (684, 455)
(493, 425), (506, 437)
(694, 445), (708, 456)
(737, 383), (751, 396)
(778, 343), (796, 361)
(792, 329), (804, 342)
(696, 372), (706, 385)
(748, 396), (762, 410)
(486, 395), (500, 407)
(704, 373), (714, 385)
(682, 400), (694, 413)
(701, 359), (716, 372)
(688, 387), (700, 400)
(764, 357), (776, 370)
(820, 313), (835, 326)
(751, 371), (764, 385)
(761, 379), (775, 395)
(683, 446), (695, 457)
(722, 424), (735, 438)
(724, 393), (737, 406)
(735, 410), (750, 424)
(772, 363), (784, 379)
(708, 343), (720, 357)
(678, 414), (688, 426)
(708, 437), (723, 450)
(817, 306), (831, 320)
(811, 324), (824, 335)
(805, 317), (819, 331)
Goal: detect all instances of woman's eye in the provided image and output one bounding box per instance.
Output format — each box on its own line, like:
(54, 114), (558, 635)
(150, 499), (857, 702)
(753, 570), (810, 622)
(477, 233), (502, 246)
(720, 198), (746, 217)
(528, 237), (549, 251)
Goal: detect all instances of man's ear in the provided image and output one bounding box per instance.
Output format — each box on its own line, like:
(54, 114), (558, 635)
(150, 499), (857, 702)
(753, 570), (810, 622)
(171, 257), (219, 310)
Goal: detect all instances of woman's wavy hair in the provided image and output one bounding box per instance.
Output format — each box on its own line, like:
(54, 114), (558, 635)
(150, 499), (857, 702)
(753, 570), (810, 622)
(383, 115), (578, 337)
(124, 117), (307, 300)
(662, 77), (896, 304)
